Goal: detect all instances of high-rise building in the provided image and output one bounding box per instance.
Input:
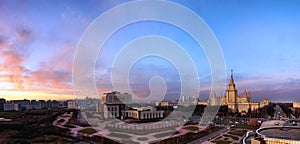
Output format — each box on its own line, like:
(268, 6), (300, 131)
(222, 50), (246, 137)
(101, 91), (132, 119)
(101, 91), (132, 104)
(210, 70), (269, 113)
(67, 100), (77, 109)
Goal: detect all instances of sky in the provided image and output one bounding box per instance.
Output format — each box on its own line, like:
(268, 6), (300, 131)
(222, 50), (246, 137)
(0, 0), (299, 102)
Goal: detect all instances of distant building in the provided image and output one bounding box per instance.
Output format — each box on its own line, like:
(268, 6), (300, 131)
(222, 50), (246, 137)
(197, 98), (210, 105)
(67, 100), (77, 109)
(156, 100), (179, 107)
(201, 70), (269, 113)
(77, 97), (99, 110)
(260, 98), (269, 108)
(51, 100), (60, 108)
(180, 96), (198, 103)
(293, 102), (300, 108)
(0, 98), (5, 111)
(160, 101), (169, 107)
(11, 99), (30, 110)
(3, 103), (20, 111)
(30, 100), (42, 109)
(39, 100), (59, 109)
(101, 91), (132, 104)
(39, 100), (47, 109)
(96, 102), (103, 113)
(3, 103), (13, 111)
(0, 99), (62, 111)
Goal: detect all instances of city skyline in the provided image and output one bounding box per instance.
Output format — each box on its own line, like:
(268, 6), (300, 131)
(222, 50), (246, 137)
(0, 0), (300, 102)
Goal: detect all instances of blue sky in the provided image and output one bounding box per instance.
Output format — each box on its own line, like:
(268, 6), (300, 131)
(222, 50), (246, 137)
(0, 0), (299, 102)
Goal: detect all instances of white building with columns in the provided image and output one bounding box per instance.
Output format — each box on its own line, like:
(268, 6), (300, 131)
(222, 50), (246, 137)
(124, 106), (164, 120)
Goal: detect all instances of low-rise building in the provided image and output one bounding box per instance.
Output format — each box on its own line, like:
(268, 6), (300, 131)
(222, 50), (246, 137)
(30, 100), (42, 109)
(101, 91), (165, 120)
(293, 102), (300, 108)
(3, 103), (20, 111)
(156, 100), (179, 107)
(124, 106), (164, 120)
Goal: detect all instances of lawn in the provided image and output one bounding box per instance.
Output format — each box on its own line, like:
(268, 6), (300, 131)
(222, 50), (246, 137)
(67, 119), (90, 127)
(223, 134), (239, 140)
(79, 128), (97, 134)
(228, 129), (247, 137)
(137, 137), (148, 141)
(0, 111), (22, 119)
(233, 125), (259, 130)
(106, 126), (175, 135)
(183, 126), (199, 131)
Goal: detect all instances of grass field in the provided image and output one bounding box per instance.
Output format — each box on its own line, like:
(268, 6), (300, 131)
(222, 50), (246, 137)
(183, 126), (199, 131)
(153, 131), (179, 138)
(137, 137), (148, 141)
(228, 129), (247, 137)
(79, 128), (97, 134)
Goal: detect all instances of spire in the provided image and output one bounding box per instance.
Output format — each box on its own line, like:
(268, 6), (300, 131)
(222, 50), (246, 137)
(212, 91), (216, 98)
(227, 69), (236, 90)
(229, 69), (234, 84)
(243, 90), (247, 97)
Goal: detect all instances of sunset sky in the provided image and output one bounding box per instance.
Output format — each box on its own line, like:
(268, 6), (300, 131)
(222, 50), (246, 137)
(0, 0), (300, 102)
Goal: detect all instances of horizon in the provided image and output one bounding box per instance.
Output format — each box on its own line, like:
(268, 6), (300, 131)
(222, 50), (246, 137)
(0, 0), (300, 102)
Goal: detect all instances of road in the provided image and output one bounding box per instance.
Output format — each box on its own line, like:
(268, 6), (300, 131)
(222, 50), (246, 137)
(275, 105), (287, 120)
(187, 127), (227, 144)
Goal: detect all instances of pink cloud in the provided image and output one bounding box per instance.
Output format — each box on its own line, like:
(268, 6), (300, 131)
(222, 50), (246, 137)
(0, 25), (74, 95)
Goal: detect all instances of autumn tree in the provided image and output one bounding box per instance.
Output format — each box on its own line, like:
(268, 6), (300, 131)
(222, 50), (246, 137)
(248, 118), (259, 127)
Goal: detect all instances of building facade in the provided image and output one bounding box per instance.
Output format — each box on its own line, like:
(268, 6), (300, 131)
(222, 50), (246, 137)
(3, 103), (20, 111)
(124, 106), (164, 120)
(210, 70), (269, 113)
(67, 100), (77, 109)
(293, 102), (300, 108)
(101, 91), (165, 120)
(101, 91), (131, 119)
(0, 98), (5, 111)
(102, 91), (132, 104)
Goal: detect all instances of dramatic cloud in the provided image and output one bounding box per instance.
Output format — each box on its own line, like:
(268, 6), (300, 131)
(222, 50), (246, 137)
(28, 43), (75, 93)
(0, 26), (33, 89)
(0, 25), (74, 96)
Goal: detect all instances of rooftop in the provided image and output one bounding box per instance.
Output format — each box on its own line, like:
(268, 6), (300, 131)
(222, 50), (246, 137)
(258, 127), (300, 140)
